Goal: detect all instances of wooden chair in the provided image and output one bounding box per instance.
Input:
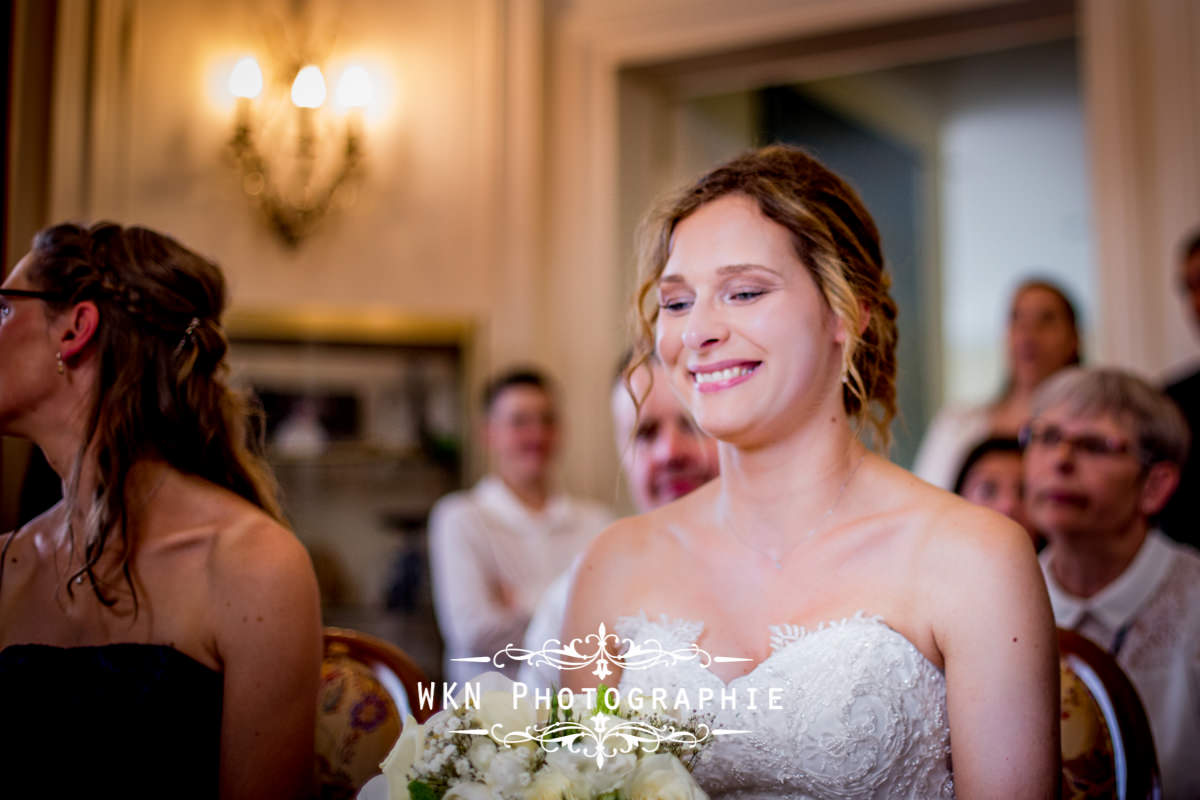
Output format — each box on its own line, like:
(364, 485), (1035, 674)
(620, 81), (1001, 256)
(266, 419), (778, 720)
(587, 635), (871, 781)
(316, 627), (436, 800)
(1058, 628), (1162, 800)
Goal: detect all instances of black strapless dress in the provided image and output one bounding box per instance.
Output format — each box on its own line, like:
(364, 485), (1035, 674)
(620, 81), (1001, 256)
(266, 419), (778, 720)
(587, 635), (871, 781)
(0, 642), (223, 797)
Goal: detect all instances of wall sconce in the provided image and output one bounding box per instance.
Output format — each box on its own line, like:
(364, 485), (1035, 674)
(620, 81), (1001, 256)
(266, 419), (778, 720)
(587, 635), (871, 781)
(226, 55), (372, 247)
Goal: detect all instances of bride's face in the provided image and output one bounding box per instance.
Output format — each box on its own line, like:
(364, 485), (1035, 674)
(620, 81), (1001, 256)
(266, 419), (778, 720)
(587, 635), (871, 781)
(654, 193), (846, 446)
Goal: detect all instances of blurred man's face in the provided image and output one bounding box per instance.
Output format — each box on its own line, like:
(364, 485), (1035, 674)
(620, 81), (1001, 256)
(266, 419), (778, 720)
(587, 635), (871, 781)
(1023, 407), (1146, 542)
(613, 362), (719, 512)
(485, 385), (558, 488)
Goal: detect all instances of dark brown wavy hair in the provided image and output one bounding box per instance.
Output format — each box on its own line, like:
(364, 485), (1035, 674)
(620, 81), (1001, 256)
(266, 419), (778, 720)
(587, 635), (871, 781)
(631, 144), (899, 448)
(21, 222), (282, 608)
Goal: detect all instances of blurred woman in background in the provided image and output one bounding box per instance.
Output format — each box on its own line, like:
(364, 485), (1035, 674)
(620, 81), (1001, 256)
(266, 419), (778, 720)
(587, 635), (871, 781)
(0, 222), (321, 799)
(952, 436), (1041, 548)
(914, 278), (1080, 489)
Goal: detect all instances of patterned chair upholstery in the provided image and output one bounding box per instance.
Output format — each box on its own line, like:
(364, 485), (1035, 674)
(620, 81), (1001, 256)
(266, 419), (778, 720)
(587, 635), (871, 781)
(1058, 628), (1162, 800)
(316, 627), (436, 800)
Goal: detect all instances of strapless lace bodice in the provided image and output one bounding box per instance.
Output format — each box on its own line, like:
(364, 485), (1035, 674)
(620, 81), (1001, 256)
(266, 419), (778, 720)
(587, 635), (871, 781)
(616, 612), (954, 800)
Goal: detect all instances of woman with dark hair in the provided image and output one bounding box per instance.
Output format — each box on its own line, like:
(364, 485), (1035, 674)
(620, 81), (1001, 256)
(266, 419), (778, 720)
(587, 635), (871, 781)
(564, 146), (1058, 797)
(952, 436), (1039, 546)
(914, 278), (1081, 489)
(0, 223), (321, 799)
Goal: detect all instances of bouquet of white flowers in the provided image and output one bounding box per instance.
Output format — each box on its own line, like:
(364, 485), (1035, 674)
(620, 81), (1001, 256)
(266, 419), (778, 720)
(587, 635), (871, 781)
(372, 673), (711, 800)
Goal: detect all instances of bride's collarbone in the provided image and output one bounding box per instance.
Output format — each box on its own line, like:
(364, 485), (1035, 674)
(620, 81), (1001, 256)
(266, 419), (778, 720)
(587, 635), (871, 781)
(634, 562), (938, 658)
(690, 541), (864, 595)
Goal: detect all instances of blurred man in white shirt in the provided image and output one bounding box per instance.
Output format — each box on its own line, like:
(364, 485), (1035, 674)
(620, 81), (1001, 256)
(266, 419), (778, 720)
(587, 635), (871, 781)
(1023, 367), (1198, 799)
(429, 369), (614, 684)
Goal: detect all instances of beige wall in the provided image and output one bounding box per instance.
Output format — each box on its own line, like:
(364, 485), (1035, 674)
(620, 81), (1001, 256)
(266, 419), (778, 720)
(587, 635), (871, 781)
(1082, 0), (1200, 379)
(53, 0), (503, 331)
(11, 0), (1200, 524)
(40, 0), (574, 495)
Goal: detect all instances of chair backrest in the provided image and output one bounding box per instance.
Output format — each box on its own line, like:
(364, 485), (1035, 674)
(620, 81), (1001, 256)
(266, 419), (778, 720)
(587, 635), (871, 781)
(1058, 628), (1162, 800)
(316, 627), (436, 800)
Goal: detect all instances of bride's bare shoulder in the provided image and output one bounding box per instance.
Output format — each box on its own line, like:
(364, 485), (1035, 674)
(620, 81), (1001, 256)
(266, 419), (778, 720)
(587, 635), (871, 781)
(924, 491), (1032, 562)
(872, 459), (1022, 545)
(576, 512), (663, 579)
(864, 460), (1037, 580)
(580, 484), (715, 574)
(569, 486), (713, 621)
(894, 476), (1042, 604)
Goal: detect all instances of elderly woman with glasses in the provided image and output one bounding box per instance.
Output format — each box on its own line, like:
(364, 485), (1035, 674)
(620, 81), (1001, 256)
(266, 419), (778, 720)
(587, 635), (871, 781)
(1023, 366), (1198, 800)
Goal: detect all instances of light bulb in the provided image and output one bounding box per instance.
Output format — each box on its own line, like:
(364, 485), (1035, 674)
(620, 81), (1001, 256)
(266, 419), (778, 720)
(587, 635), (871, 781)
(229, 57), (263, 100)
(291, 65), (326, 108)
(335, 66), (373, 109)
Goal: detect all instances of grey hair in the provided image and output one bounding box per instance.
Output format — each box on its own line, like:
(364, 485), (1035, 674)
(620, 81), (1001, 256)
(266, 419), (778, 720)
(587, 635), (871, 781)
(1030, 367), (1190, 466)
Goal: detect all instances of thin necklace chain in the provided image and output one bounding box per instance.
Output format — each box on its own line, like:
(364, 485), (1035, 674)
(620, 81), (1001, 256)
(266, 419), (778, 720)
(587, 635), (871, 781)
(726, 450), (868, 571)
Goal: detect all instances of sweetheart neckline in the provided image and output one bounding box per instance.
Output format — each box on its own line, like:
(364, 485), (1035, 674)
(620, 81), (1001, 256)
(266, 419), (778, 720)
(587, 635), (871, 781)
(616, 609), (945, 687)
(614, 611), (956, 799)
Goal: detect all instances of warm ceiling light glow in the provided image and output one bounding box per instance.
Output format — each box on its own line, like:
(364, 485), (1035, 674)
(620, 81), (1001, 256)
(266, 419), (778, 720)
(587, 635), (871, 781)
(335, 66), (373, 109)
(291, 65), (326, 108)
(229, 57), (263, 99)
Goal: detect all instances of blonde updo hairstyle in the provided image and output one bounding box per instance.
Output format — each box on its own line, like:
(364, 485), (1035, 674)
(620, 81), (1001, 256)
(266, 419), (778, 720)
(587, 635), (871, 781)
(631, 144), (899, 448)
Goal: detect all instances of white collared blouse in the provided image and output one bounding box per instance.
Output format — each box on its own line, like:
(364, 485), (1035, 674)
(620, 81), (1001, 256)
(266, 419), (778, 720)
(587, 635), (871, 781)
(1042, 531), (1200, 800)
(429, 476), (614, 686)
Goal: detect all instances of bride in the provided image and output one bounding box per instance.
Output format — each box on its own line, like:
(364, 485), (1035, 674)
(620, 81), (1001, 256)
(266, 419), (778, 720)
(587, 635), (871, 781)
(563, 146), (1058, 798)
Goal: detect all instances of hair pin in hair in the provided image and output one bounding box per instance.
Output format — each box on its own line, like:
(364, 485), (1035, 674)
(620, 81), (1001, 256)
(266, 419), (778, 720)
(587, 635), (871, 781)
(173, 317), (201, 358)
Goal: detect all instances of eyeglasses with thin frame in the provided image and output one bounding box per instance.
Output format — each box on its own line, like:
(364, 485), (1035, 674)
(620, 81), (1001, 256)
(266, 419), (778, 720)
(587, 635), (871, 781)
(1019, 422), (1141, 462)
(0, 288), (69, 301)
(0, 288), (70, 320)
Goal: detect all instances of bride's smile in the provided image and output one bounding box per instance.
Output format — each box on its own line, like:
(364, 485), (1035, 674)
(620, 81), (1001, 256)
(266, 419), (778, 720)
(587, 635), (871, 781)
(688, 360), (760, 391)
(655, 193), (845, 445)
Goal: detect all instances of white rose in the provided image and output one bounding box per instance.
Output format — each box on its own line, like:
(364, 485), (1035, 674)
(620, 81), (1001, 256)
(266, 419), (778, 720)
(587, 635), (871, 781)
(458, 671), (516, 701)
(444, 782), (502, 800)
(380, 715), (426, 800)
(544, 748), (636, 797)
(477, 689), (537, 741)
(592, 752), (638, 795)
(626, 754), (709, 800)
(472, 676), (537, 743)
(523, 765), (579, 800)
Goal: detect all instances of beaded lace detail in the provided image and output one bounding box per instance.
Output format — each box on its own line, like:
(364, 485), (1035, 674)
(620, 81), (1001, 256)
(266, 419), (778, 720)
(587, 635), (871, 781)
(615, 611), (954, 800)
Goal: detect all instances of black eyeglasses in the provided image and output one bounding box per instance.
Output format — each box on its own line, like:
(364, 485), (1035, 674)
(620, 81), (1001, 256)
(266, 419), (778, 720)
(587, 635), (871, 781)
(0, 288), (68, 302)
(1019, 423), (1138, 461)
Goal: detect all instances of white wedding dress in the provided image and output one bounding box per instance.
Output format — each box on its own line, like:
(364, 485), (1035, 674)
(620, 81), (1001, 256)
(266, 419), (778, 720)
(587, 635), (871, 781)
(616, 611), (954, 800)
